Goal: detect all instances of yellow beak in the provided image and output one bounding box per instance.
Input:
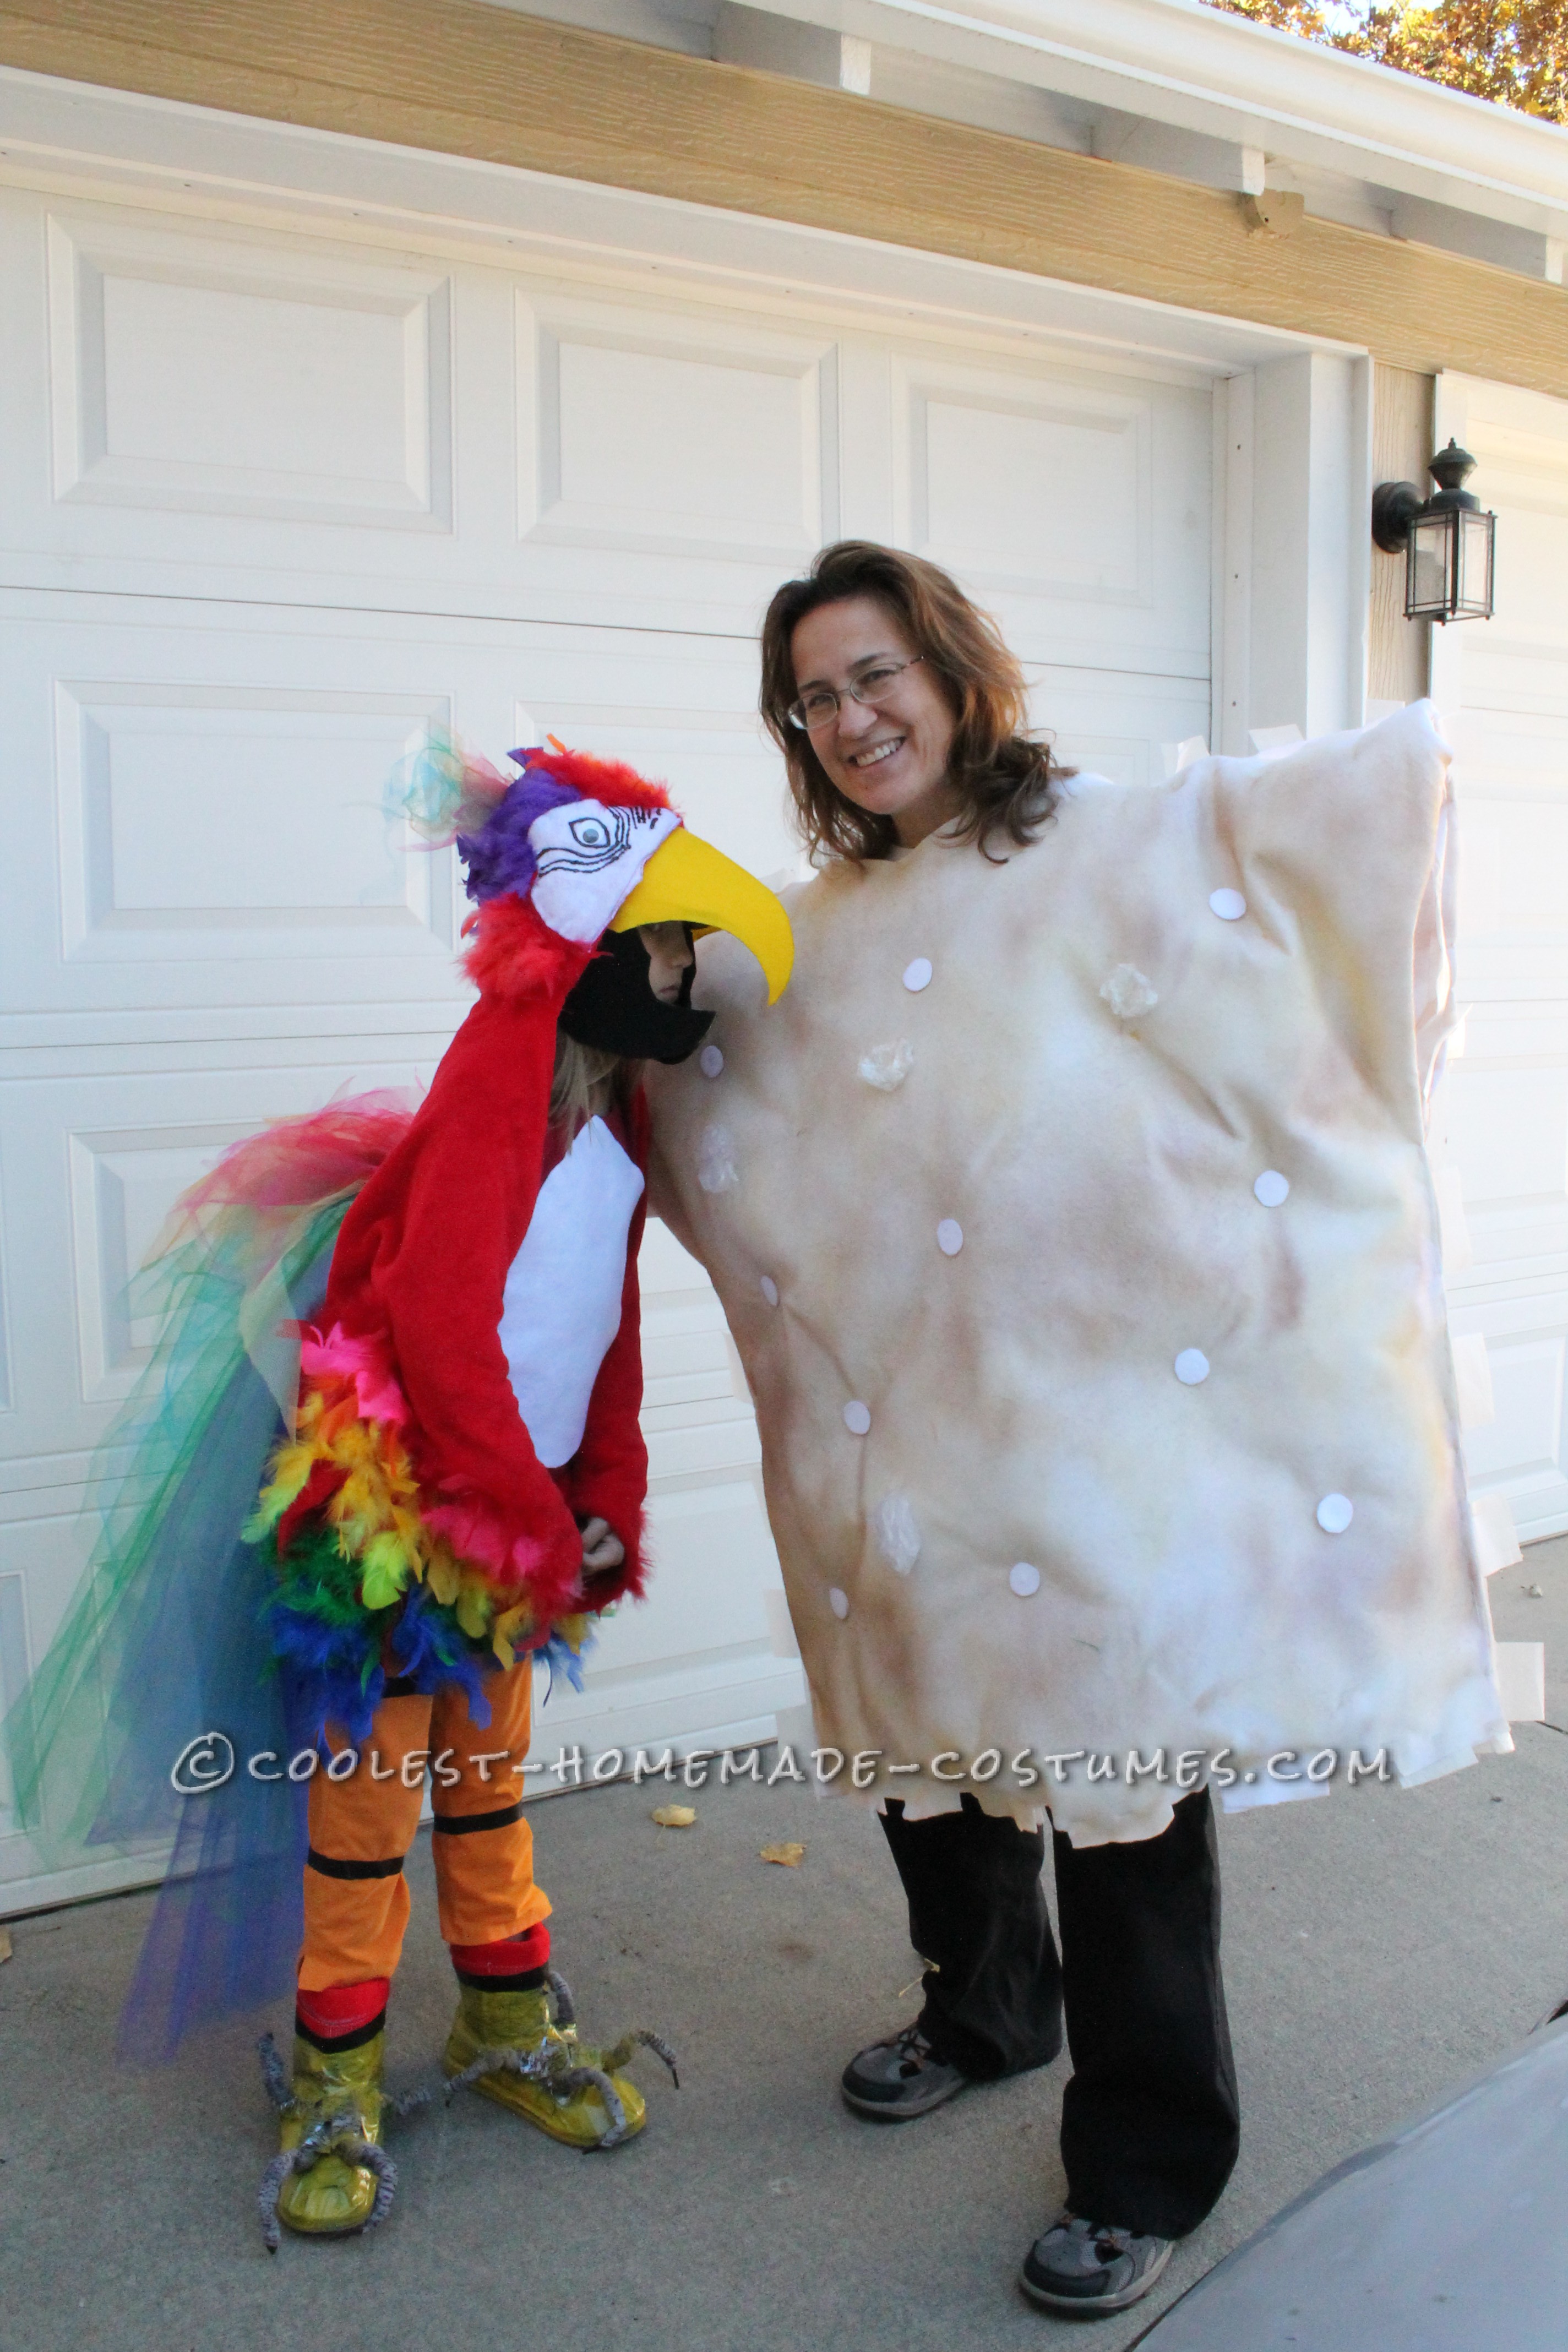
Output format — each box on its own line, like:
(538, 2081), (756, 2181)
(612, 826), (794, 1004)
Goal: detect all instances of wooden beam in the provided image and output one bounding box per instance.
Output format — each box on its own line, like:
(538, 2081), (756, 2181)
(3, 0), (1566, 397)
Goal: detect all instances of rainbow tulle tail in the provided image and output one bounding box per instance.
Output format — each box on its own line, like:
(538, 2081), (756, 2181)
(1, 1095), (415, 2060)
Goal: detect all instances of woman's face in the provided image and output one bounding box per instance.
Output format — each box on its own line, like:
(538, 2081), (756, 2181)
(789, 595), (960, 847)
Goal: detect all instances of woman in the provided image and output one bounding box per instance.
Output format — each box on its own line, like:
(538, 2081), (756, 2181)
(646, 542), (1505, 2318)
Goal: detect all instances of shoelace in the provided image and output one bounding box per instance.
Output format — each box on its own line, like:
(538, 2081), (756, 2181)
(1060, 2215), (1136, 2263)
(894, 2024), (935, 2076)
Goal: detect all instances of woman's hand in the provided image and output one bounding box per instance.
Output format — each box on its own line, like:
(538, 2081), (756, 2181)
(578, 1515), (625, 1581)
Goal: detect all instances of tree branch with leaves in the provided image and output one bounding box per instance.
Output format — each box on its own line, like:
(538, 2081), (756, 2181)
(1205, 1), (1568, 122)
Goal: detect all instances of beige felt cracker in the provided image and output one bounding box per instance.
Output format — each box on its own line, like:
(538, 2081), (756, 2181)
(648, 706), (1510, 1847)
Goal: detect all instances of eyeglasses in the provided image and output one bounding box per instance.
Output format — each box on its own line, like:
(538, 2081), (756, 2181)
(786, 656), (924, 732)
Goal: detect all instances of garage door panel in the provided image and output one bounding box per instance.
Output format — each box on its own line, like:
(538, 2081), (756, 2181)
(522, 294), (838, 562)
(639, 1219), (765, 1489)
(67, 1120), (266, 1400)
(0, 604), (489, 1014)
(1431, 377), (1568, 1528)
(1461, 1333), (1566, 1483)
(0, 1048), (450, 1469)
(1449, 1286), (1568, 1537)
(46, 212), (454, 530)
(1444, 1059), (1568, 1207)
(0, 1564), (30, 1740)
(891, 347), (1211, 677)
(1028, 666), (1214, 785)
(53, 679), (463, 965)
(1451, 797), (1568, 946)
(1437, 1012), (1568, 1290)
(895, 352), (1150, 599)
(1452, 383), (1568, 646)
(0, 1510), (90, 1852)
(1462, 639), (1568, 718)
(0, 195), (482, 582)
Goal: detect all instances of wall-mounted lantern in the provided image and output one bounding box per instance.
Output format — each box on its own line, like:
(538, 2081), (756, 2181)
(1371, 439), (1495, 624)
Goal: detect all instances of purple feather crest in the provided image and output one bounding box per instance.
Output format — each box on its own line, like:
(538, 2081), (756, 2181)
(456, 755), (578, 905)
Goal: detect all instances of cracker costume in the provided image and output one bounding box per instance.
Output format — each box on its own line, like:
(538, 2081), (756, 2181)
(649, 704), (1511, 1846)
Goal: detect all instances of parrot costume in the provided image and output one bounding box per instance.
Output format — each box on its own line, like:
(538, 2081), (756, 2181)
(2, 736), (791, 2244)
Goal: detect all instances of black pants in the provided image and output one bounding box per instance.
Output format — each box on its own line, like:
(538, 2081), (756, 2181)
(880, 1787), (1239, 2239)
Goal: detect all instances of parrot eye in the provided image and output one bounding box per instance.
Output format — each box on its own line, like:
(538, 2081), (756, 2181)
(569, 816), (612, 850)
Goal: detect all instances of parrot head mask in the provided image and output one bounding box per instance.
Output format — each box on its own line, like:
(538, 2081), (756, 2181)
(398, 733), (793, 1057)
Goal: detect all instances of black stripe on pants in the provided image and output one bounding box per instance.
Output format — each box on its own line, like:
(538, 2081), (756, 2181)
(880, 1787), (1239, 2238)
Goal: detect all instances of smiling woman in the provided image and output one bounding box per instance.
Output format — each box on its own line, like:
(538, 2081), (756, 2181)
(758, 539), (1073, 861)
(651, 541), (1502, 2319)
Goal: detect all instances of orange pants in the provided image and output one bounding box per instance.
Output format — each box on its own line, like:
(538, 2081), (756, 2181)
(299, 1662), (551, 1992)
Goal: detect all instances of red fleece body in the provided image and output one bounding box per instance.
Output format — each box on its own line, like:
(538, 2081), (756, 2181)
(315, 899), (651, 1623)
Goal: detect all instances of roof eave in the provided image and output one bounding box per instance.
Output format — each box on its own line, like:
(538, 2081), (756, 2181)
(750, 0), (1568, 236)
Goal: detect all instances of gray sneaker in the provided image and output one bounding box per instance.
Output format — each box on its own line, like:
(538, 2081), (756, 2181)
(840, 2023), (970, 2120)
(1019, 2212), (1173, 2315)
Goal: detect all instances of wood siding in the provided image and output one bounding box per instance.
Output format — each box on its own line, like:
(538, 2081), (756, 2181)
(2, 0), (1567, 397)
(1370, 366), (1436, 707)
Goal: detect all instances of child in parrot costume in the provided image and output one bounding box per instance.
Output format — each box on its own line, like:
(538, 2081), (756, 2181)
(2, 736), (792, 2246)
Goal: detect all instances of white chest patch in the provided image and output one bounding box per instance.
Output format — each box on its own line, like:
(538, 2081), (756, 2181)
(499, 1115), (645, 1468)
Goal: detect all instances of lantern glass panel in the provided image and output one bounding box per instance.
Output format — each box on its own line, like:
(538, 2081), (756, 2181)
(1407, 511), (1454, 619)
(1454, 508), (1496, 620)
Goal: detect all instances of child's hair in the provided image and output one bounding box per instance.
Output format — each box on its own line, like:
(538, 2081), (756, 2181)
(550, 1033), (627, 1132)
(758, 539), (1072, 866)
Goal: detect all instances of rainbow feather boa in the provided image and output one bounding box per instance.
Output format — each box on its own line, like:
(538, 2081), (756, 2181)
(247, 1328), (590, 1743)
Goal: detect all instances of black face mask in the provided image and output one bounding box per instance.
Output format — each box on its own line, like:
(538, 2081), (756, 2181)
(557, 924), (714, 1064)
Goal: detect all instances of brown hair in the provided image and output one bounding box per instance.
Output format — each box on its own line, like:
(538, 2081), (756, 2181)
(759, 540), (1070, 864)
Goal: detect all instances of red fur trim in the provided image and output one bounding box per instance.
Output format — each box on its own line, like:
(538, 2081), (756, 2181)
(449, 1925), (550, 1975)
(531, 745), (674, 813)
(461, 893), (591, 1006)
(296, 1979), (390, 2037)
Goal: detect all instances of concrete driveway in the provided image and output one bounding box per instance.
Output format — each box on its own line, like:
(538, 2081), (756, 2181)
(3, 1544), (1564, 2352)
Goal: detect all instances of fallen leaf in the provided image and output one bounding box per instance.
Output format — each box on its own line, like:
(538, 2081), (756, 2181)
(0, 1927), (11, 1963)
(760, 1842), (805, 1867)
(651, 1804), (696, 1828)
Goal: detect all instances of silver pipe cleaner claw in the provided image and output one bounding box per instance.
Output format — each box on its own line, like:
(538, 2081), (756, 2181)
(545, 1966), (576, 2027)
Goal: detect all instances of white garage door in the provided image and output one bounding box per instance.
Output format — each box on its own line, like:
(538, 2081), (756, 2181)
(0, 172), (1213, 1910)
(1432, 373), (1568, 1549)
